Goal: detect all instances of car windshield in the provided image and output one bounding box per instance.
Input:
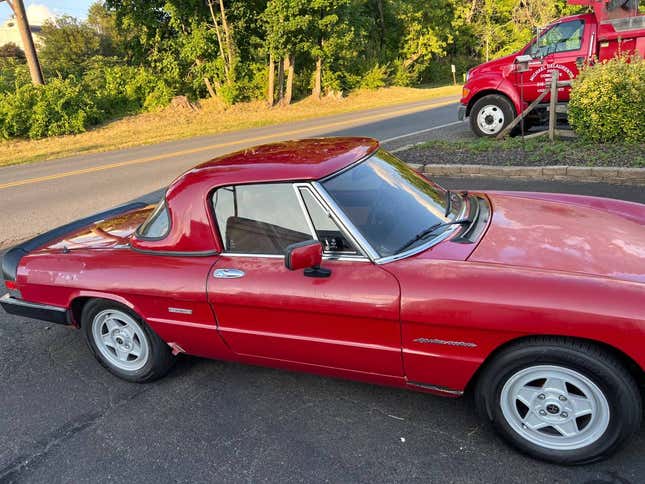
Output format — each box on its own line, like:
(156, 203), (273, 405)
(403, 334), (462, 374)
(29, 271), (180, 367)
(321, 150), (464, 258)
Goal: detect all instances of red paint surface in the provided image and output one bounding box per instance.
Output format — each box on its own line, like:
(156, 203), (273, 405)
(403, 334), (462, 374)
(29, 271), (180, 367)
(7, 138), (645, 395)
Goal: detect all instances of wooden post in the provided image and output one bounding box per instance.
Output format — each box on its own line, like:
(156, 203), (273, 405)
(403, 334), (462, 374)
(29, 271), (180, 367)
(549, 70), (559, 141)
(6, 0), (44, 85)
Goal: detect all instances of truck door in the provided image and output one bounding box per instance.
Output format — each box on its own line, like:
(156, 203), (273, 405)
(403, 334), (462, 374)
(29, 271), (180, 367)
(521, 18), (592, 102)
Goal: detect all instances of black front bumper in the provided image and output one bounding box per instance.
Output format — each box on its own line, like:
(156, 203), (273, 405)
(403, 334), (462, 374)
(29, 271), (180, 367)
(458, 105), (467, 121)
(0, 294), (70, 325)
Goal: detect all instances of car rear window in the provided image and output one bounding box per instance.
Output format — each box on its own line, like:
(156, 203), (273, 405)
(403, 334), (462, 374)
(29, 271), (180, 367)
(137, 201), (170, 239)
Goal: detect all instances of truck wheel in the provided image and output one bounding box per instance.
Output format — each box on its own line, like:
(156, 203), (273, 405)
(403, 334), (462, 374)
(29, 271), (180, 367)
(470, 95), (516, 137)
(82, 299), (175, 383)
(475, 338), (642, 465)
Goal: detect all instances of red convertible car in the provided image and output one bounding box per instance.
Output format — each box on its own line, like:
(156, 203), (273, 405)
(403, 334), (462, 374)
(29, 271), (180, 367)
(2, 138), (644, 464)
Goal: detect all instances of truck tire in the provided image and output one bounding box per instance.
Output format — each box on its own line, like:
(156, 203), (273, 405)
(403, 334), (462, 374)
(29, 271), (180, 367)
(470, 94), (516, 137)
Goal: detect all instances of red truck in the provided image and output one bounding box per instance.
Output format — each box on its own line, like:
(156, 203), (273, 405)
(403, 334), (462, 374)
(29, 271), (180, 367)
(459, 0), (645, 137)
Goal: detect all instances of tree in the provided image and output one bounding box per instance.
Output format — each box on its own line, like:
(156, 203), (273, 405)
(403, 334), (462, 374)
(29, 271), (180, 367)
(39, 16), (105, 77)
(0, 42), (25, 60)
(308, 0), (357, 97)
(263, 0), (309, 105)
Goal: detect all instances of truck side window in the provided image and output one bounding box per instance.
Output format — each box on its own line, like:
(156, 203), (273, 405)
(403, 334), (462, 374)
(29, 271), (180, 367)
(531, 20), (585, 57)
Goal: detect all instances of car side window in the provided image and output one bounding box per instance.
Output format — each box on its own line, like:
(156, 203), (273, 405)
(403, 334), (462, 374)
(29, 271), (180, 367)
(137, 201), (170, 239)
(213, 184), (313, 255)
(531, 20), (585, 57)
(299, 188), (359, 256)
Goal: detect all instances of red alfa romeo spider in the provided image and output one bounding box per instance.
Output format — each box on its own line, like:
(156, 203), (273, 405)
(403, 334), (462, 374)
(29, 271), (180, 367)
(2, 138), (644, 464)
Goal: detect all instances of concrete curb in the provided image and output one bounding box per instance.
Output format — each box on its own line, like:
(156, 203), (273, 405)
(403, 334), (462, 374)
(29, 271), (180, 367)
(406, 163), (645, 186)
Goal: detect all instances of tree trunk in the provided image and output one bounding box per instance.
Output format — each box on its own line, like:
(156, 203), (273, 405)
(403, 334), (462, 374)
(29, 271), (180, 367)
(277, 58), (285, 105)
(375, 0), (386, 49)
(312, 57), (322, 99)
(204, 77), (217, 99)
(267, 54), (275, 106)
(207, 0), (229, 77)
(283, 54), (295, 106)
(218, 0), (234, 67)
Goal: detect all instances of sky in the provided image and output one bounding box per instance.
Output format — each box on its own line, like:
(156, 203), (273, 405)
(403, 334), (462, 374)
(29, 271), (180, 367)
(0, 1), (94, 24)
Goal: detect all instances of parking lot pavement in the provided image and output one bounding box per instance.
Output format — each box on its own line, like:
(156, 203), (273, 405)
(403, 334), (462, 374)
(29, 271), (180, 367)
(1, 179), (643, 484)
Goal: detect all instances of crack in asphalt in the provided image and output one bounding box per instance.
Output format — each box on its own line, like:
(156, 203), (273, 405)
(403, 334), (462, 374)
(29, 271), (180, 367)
(0, 386), (152, 483)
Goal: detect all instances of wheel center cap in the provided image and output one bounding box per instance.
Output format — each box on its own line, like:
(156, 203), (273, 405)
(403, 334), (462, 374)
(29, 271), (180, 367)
(546, 404), (560, 415)
(485, 115), (494, 125)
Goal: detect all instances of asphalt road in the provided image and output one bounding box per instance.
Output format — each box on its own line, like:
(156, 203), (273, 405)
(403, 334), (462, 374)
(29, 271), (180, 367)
(1, 99), (644, 484)
(0, 97), (460, 248)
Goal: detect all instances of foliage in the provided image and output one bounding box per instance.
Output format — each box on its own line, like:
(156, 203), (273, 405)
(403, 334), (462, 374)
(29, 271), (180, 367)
(0, 79), (98, 139)
(360, 64), (388, 90)
(569, 56), (645, 144)
(39, 16), (106, 77)
(1, 0), (599, 139)
(0, 42), (25, 60)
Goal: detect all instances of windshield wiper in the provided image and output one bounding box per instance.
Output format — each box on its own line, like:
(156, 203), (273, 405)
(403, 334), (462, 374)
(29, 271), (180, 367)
(395, 219), (473, 254)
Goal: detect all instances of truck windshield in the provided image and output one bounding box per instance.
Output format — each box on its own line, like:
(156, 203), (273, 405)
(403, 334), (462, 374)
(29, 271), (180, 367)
(321, 150), (464, 258)
(529, 19), (585, 57)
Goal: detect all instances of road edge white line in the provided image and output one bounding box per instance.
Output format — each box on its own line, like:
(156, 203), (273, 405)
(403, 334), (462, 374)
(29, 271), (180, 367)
(381, 120), (464, 145)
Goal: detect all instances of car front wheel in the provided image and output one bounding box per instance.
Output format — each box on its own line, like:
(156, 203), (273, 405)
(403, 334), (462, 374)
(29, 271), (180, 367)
(475, 338), (642, 464)
(82, 300), (174, 383)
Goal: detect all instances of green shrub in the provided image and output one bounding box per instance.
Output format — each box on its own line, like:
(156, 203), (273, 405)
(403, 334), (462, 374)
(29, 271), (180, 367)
(28, 78), (98, 138)
(0, 78), (98, 139)
(83, 59), (173, 117)
(0, 83), (38, 138)
(569, 56), (644, 143)
(359, 64), (389, 90)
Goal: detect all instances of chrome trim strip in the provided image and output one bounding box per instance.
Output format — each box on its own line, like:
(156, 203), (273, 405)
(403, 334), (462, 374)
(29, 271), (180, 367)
(407, 381), (464, 396)
(311, 181), (379, 262)
(293, 183), (319, 241)
(0, 294), (67, 313)
(221, 253), (284, 259)
(168, 307), (193, 315)
(296, 183), (369, 261)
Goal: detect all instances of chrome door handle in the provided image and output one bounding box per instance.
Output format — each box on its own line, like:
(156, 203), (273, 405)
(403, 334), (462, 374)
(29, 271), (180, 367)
(213, 269), (245, 279)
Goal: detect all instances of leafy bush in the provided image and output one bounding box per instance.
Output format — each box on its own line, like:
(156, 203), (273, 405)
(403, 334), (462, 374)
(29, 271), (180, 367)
(83, 59), (173, 116)
(569, 56), (644, 143)
(359, 64), (389, 90)
(0, 78), (98, 139)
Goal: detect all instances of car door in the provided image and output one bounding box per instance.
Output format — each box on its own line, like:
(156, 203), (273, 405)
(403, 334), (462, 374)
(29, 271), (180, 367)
(521, 18), (589, 102)
(207, 182), (403, 377)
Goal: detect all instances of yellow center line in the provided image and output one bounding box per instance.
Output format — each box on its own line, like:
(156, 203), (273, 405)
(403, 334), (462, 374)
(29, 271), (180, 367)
(0, 99), (457, 190)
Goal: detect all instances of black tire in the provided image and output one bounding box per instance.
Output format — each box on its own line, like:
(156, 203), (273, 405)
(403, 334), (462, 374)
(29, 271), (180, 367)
(474, 338), (642, 465)
(469, 94), (516, 138)
(82, 299), (175, 383)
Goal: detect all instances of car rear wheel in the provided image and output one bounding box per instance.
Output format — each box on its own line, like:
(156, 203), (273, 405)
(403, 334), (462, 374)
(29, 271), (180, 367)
(470, 94), (516, 137)
(82, 300), (174, 383)
(475, 338), (642, 464)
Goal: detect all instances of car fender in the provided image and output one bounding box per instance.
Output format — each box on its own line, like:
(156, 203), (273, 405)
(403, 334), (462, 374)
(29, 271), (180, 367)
(465, 76), (521, 117)
(66, 290), (142, 326)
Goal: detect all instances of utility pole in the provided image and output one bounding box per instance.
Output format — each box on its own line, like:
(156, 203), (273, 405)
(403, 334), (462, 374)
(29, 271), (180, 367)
(2, 0), (44, 85)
